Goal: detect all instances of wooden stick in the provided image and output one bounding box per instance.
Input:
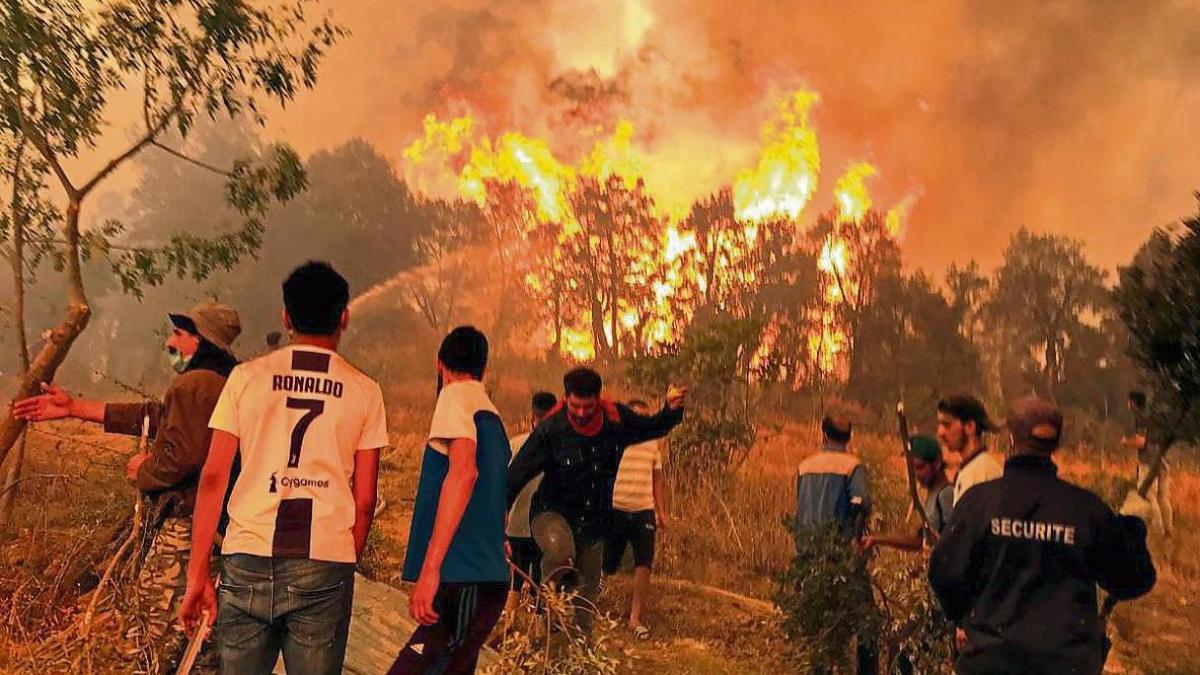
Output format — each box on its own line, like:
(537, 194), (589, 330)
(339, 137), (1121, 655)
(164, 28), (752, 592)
(79, 414), (150, 638)
(175, 607), (213, 675)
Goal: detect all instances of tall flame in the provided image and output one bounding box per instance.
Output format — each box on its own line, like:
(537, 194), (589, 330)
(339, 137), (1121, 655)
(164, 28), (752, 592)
(834, 162), (877, 224)
(733, 91), (822, 224)
(401, 89), (909, 371)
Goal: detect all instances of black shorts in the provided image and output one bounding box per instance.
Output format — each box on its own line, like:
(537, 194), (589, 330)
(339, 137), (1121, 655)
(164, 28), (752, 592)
(603, 509), (656, 574)
(387, 581), (507, 675)
(507, 536), (542, 592)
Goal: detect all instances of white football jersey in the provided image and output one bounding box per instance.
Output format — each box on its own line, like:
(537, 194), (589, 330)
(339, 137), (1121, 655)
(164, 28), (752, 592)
(210, 345), (388, 563)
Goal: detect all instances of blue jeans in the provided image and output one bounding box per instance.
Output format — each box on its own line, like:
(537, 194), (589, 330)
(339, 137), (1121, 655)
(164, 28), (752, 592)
(218, 553), (356, 675)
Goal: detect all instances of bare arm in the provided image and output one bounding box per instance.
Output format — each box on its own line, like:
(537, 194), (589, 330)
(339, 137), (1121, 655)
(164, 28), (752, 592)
(411, 437), (479, 625)
(421, 438), (478, 576)
(186, 430), (238, 584)
(352, 448), (382, 559)
(865, 526), (924, 552)
(11, 383), (105, 424)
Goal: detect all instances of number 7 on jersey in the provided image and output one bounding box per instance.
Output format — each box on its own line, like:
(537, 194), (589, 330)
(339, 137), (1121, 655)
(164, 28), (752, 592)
(286, 397), (325, 468)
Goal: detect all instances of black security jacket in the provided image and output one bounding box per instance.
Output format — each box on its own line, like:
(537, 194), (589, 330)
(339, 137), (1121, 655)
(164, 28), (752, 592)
(929, 454), (1155, 675)
(506, 403), (683, 543)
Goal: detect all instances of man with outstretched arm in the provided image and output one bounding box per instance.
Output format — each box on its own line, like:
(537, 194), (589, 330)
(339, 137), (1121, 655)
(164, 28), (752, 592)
(507, 367), (686, 634)
(929, 396), (1156, 675)
(179, 261), (388, 675)
(391, 326), (510, 674)
(14, 301), (241, 674)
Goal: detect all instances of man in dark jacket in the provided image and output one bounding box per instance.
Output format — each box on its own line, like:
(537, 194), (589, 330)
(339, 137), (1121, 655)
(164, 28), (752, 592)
(929, 396), (1156, 675)
(14, 301), (240, 673)
(507, 367), (686, 633)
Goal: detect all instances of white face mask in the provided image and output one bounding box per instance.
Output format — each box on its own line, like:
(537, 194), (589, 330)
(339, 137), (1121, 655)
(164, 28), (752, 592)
(167, 346), (192, 374)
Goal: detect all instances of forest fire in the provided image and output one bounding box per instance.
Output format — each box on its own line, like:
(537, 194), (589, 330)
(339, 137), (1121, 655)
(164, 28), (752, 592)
(403, 89), (904, 372)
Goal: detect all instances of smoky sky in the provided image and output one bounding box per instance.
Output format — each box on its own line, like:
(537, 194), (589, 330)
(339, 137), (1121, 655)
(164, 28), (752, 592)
(261, 0), (1200, 274)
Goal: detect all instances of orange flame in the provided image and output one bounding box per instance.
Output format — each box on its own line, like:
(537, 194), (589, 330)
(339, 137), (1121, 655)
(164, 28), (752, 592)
(402, 89), (906, 373)
(733, 91), (821, 224)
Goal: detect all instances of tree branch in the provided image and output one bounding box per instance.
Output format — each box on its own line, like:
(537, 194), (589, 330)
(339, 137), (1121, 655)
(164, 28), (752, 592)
(1, 90), (77, 197)
(77, 101), (182, 198)
(149, 140), (233, 176)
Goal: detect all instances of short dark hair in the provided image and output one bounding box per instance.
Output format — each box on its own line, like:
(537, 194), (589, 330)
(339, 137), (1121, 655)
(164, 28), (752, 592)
(283, 261), (349, 336)
(438, 326), (488, 379)
(821, 414), (853, 444)
(563, 367), (603, 398)
(531, 391), (557, 417)
(937, 394), (998, 434)
(1128, 390), (1147, 409)
(1008, 396), (1064, 454)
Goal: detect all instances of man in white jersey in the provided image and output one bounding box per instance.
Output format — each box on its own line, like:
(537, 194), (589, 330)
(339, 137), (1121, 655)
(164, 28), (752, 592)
(937, 394), (1003, 505)
(180, 261), (388, 675)
(603, 399), (670, 641)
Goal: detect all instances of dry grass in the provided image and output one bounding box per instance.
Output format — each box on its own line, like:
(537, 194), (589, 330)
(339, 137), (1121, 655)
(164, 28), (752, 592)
(1, 387), (1197, 674)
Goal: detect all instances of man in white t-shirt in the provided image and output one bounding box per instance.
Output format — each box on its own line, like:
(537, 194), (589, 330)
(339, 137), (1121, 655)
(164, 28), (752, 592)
(180, 261), (388, 675)
(935, 393), (1002, 653)
(392, 326), (510, 673)
(937, 395), (1003, 506)
(603, 399), (670, 641)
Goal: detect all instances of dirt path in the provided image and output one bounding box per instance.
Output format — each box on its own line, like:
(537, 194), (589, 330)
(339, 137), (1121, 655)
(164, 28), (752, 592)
(597, 575), (788, 674)
(1108, 574), (1200, 674)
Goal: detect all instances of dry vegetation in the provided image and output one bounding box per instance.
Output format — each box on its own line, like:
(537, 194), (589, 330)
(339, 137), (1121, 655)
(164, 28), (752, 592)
(1, 381), (1197, 674)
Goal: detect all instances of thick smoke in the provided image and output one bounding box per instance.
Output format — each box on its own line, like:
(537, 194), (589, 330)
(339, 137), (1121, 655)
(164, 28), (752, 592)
(269, 0), (1200, 272)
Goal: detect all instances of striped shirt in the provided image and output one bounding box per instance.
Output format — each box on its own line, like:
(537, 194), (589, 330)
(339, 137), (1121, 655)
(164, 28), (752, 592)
(209, 346), (389, 563)
(612, 440), (662, 513)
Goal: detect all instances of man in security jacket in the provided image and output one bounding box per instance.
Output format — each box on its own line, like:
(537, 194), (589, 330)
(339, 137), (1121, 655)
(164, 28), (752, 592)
(929, 396), (1156, 675)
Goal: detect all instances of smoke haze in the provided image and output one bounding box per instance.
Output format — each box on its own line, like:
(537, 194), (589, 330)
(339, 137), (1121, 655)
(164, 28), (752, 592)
(145, 0), (1200, 272)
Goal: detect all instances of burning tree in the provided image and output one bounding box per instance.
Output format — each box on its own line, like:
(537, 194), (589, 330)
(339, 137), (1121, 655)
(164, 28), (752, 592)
(538, 174), (666, 361)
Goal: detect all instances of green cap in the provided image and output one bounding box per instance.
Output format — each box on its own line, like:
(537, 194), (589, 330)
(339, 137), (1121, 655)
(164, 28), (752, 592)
(910, 435), (942, 463)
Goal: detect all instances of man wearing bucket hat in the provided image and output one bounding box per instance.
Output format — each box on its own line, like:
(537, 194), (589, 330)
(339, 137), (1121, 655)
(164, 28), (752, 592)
(13, 301), (241, 673)
(862, 435), (955, 552)
(930, 396), (1156, 674)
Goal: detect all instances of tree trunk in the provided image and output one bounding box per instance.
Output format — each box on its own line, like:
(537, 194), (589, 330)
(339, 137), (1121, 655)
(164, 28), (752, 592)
(0, 199), (91, 469)
(0, 142), (31, 527)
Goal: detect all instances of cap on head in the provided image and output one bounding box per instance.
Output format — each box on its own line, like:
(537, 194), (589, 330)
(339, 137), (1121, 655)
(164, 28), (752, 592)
(563, 367), (602, 398)
(1007, 396), (1064, 453)
(910, 434), (942, 463)
(169, 301), (241, 354)
(438, 326), (489, 379)
(937, 394), (999, 434)
(821, 414), (853, 449)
